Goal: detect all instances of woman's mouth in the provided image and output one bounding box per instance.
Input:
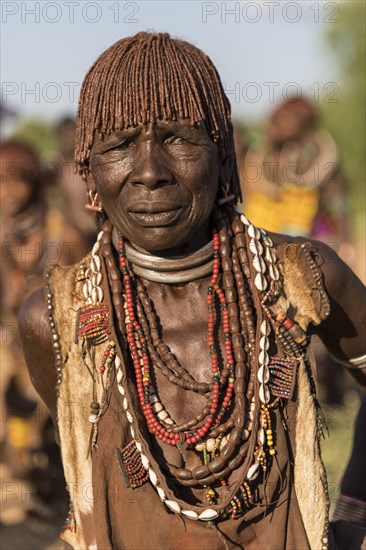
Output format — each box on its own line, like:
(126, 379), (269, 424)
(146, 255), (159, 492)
(129, 208), (183, 227)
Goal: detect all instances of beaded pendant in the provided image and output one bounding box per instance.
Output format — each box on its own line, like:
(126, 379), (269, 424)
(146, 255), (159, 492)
(116, 440), (149, 489)
(75, 302), (111, 345)
(268, 357), (298, 400)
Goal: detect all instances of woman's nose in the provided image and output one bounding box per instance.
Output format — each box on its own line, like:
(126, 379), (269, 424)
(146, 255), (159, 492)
(129, 143), (173, 190)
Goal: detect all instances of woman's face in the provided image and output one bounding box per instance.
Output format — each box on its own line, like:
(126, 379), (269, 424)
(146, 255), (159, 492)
(90, 119), (221, 254)
(0, 174), (34, 217)
(267, 110), (304, 145)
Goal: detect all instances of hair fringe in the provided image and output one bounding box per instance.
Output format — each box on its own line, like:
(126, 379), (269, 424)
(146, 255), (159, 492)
(75, 32), (241, 202)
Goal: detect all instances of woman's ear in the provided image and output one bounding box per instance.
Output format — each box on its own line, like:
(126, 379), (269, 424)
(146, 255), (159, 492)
(85, 171), (97, 194)
(84, 172), (103, 213)
(217, 157), (235, 205)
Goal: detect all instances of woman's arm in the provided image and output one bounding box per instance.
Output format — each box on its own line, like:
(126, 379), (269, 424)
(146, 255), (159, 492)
(18, 288), (58, 424)
(311, 240), (366, 389)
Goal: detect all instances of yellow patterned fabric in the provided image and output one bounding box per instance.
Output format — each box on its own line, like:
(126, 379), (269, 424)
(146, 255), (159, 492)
(244, 184), (319, 237)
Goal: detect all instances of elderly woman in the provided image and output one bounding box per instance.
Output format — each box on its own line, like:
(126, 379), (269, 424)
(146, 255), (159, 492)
(19, 32), (365, 549)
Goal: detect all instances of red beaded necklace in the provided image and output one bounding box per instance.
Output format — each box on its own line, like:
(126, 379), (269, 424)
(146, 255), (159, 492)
(117, 229), (236, 448)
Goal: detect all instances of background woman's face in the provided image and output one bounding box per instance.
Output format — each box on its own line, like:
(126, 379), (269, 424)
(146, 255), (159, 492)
(0, 175), (34, 217)
(90, 119), (221, 253)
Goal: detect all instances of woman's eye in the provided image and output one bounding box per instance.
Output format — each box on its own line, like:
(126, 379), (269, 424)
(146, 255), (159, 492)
(165, 136), (186, 145)
(114, 140), (133, 151)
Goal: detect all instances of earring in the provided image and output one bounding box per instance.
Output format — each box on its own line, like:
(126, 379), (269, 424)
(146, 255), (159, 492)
(217, 183), (235, 206)
(85, 190), (103, 212)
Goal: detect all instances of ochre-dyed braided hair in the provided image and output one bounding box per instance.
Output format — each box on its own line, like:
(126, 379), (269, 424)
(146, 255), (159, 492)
(75, 31), (241, 203)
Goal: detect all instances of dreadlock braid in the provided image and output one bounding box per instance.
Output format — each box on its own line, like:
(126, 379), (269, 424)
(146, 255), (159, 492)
(75, 31), (241, 202)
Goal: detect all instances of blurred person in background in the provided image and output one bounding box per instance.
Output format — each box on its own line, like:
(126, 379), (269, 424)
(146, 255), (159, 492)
(241, 97), (354, 404)
(0, 140), (81, 518)
(242, 97), (351, 249)
(51, 117), (97, 251)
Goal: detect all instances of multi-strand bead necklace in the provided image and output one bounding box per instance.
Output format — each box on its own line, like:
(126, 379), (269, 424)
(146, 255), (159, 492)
(87, 207), (288, 520)
(118, 228), (238, 448)
(51, 206), (312, 522)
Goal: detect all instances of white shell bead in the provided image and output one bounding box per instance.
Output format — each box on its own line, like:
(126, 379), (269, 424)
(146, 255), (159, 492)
(152, 402), (163, 413)
(117, 383), (125, 396)
(126, 411), (133, 423)
(90, 255), (101, 273)
(206, 438), (215, 452)
(259, 384), (271, 404)
(115, 355), (121, 368)
(122, 397), (128, 410)
(259, 350), (270, 365)
(258, 428), (266, 445)
(260, 336), (269, 351)
(92, 242), (100, 255)
(195, 442), (204, 452)
(265, 247), (276, 263)
(92, 272), (102, 286)
(135, 441), (142, 452)
(92, 286), (103, 303)
(157, 487), (166, 501)
(116, 370), (124, 385)
(255, 273), (267, 291)
(248, 411), (254, 421)
(257, 365), (270, 384)
(249, 239), (263, 256)
(199, 509), (219, 521)
(164, 418), (174, 425)
(263, 234), (273, 247)
(130, 426), (135, 438)
(252, 255), (266, 273)
(182, 509), (198, 520)
(86, 297), (93, 305)
(260, 320), (270, 336)
(149, 469), (158, 486)
(158, 410), (168, 420)
(88, 414), (98, 423)
(248, 225), (260, 240)
(165, 500), (181, 513)
(140, 453), (149, 470)
(247, 463), (259, 480)
(97, 230), (104, 242)
(269, 264), (280, 281)
(83, 281), (91, 298)
(240, 214), (250, 226)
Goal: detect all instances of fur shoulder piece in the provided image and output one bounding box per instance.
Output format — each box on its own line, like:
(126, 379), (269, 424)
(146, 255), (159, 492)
(279, 242), (330, 331)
